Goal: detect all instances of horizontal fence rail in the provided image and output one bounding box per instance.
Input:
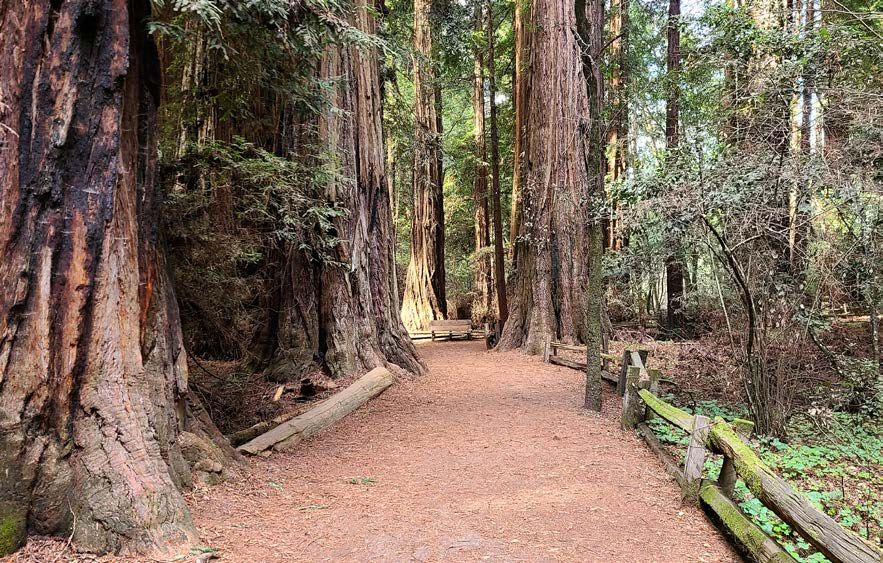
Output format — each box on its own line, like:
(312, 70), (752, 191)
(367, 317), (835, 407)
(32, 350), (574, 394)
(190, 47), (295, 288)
(543, 339), (882, 563)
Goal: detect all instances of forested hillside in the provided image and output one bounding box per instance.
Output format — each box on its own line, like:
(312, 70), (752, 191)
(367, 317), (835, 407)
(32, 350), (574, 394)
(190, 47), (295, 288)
(0, 0), (880, 559)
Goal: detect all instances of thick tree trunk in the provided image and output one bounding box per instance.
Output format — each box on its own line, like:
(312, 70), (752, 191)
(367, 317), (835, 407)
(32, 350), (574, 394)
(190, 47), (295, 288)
(498, 0), (593, 352)
(472, 4), (494, 324)
(0, 0), (236, 555)
(664, 0), (686, 333)
(265, 0), (425, 378)
(486, 0), (510, 330)
(401, 0), (447, 331)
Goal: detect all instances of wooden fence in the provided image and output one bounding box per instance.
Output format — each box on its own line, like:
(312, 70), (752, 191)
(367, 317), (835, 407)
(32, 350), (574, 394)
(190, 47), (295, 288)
(544, 341), (882, 563)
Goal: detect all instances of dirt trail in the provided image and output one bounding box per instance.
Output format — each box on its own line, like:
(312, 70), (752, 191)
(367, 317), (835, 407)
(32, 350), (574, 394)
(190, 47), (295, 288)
(189, 341), (738, 562)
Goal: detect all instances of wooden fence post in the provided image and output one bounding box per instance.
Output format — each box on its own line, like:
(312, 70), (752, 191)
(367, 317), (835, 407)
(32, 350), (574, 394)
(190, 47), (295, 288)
(683, 414), (711, 502)
(621, 366), (645, 430)
(543, 337), (551, 363)
(717, 418), (754, 498)
(617, 350), (631, 396)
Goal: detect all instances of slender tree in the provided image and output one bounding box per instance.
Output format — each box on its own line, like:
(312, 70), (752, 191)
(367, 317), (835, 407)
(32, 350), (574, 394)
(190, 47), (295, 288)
(664, 0), (686, 332)
(487, 0), (510, 330)
(606, 0), (629, 250)
(0, 0), (236, 555)
(472, 1), (494, 323)
(401, 0), (448, 330)
(575, 0), (606, 411)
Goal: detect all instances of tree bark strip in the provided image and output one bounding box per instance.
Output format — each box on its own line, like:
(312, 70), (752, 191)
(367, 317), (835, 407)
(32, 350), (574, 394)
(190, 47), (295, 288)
(0, 0), (235, 554)
(499, 0), (595, 352)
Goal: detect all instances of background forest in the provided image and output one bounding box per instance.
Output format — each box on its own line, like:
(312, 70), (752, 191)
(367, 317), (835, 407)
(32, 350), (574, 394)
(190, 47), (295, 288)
(154, 0), (882, 557)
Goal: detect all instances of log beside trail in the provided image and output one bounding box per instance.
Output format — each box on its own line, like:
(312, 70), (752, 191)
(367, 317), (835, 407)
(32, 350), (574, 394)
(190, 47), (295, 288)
(238, 368), (394, 455)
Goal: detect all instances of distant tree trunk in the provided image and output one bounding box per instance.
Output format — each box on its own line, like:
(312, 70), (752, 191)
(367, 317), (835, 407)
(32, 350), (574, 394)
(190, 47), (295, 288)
(472, 3), (493, 324)
(0, 0), (237, 555)
(498, 0), (592, 352)
(790, 0), (813, 271)
(664, 0), (686, 333)
(401, 0), (447, 331)
(575, 0), (606, 411)
(606, 0), (629, 250)
(262, 0), (425, 379)
(509, 0), (530, 265)
(487, 0), (510, 330)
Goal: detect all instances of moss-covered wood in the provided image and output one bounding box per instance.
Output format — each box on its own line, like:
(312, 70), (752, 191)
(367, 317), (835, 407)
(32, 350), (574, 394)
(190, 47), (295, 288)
(637, 389), (694, 432)
(699, 481), (796, 563)
(708, 417), (882, 563)
(621, 366), (646, 429)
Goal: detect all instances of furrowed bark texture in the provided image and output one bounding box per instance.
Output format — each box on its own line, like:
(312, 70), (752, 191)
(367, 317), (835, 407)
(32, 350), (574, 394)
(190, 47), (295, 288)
(315, 1), (425, 377)
(498, 0), (593, 352)
(400, 0), (448, 331)
(605, 0), (628, 250)
(262, 0), (425, 380)
(664, 0), (686, 332)
(0, 0), (236, 555)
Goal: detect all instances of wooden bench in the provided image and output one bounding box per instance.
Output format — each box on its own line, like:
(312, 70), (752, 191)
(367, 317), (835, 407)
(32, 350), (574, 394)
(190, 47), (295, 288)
(429, 319), (474, 341)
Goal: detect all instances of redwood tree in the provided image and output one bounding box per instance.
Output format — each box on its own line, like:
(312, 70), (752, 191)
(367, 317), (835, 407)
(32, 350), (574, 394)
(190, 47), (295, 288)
(499, 0), (594, 352)
(401, 0), (448, 331)
(316, 0), (426, 376)
(258, 0), (425, 378)
(0, 0), (235, 555)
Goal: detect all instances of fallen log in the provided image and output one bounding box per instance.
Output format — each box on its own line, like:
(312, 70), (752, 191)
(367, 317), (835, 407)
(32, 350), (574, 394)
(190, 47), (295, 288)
(238, 367), (394, 455)
(226, 411), (300, 447)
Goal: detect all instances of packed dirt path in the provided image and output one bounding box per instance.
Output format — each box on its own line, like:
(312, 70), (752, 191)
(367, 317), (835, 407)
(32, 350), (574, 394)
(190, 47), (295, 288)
(189, 341), (738, 562)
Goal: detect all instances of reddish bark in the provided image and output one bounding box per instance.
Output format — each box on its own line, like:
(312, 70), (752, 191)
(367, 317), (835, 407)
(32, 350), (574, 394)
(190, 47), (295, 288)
(498, 0), (594, 352)
(401, 0), (448, 331)
(0, 0), (234, 555)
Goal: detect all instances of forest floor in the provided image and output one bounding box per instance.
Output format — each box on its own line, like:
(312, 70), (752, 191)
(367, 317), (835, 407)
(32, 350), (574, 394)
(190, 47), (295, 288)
(6, 340), (740, 562)
(184, 340), (737, 562)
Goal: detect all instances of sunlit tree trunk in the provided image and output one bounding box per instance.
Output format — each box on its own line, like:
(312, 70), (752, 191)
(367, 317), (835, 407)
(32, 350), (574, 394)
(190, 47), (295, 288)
(472, 3), (493, 323)
(0, 0), (237, 555)
(509, 0), (530, 265)
(499, 0), (593, 352)
(401, 0), (447, 330)
(606, 0), (629, 250)
(487, 0), (510, 330)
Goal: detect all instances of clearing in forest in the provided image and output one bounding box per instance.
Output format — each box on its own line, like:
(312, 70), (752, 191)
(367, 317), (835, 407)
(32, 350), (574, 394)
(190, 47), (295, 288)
(188, 341), (737, 562)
